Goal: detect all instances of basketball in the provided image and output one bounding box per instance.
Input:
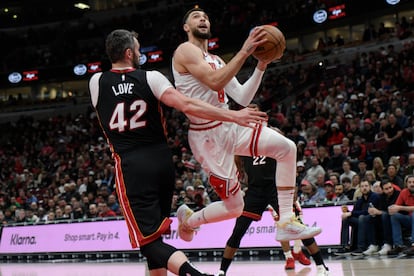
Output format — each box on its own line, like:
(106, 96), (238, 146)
(253, 25), (286, 62)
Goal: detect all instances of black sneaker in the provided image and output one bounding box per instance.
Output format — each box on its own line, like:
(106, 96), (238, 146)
(388, 245), (407, 256)
(334, 247), (352, 256)
(403, 246), (414, 256)
(351, 248), (365, 256)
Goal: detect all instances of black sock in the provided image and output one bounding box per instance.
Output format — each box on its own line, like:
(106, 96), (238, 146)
(179, 261), (211, 276)
(220, 257), (233, 273)
(311, 251), (326, 267)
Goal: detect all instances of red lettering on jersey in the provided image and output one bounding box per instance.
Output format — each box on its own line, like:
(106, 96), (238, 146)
(208, 62), (225, 103)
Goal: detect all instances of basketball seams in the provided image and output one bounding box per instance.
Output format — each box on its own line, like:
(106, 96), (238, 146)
(253, 25), (285, 61)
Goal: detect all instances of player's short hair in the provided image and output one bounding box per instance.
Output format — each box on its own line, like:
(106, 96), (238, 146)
(182, 7), (205, 24)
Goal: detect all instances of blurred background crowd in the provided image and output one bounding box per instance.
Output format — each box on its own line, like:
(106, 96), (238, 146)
(1, 0), (414, 226)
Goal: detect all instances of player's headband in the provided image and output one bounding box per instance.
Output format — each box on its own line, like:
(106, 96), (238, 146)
(182, 7), (205, 25)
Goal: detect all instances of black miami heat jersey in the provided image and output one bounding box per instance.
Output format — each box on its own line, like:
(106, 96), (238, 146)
(93, 69), (167, 154)
(242, 155), (276, 189)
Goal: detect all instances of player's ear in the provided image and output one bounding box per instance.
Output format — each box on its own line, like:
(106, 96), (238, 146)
(183, 23), (190, 32)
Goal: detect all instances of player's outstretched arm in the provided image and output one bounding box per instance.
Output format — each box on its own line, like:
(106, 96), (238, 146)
(161, 87), (267, 127)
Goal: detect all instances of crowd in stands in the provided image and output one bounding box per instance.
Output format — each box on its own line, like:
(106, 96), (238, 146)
(2, 0), (412, 75)
(2, 4), (414, 251)
(1, 33), (414, 227)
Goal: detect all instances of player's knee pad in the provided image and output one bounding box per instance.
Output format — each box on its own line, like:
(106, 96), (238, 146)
(227, 216), (252, 248)
(140, 238), (177, 270)
(302, 237), (315, 247)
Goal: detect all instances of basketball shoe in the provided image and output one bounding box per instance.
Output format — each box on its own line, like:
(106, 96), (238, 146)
(316, 265), (329, 276)
(285, 257), (295, 270)
(292, 250), (311, 265)
(177, 204), (198, 242)
(276, 216), (322, 241)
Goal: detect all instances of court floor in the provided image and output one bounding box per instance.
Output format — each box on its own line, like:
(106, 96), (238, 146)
(0, 255), (413, 276)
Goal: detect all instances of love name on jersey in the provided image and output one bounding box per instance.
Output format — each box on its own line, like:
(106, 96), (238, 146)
(112, 83), (134, 96)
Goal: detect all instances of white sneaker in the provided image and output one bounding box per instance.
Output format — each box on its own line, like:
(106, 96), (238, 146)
(378, 244), (392, 255)
(177, 204), (197, 242)
(363, 244), (379, 255)
(276, 216), (322, 241)
(215, 270), (226, 276)
(316, 265), (329, 276)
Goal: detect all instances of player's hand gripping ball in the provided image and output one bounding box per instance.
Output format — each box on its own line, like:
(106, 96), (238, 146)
(253, 25), (286, 62)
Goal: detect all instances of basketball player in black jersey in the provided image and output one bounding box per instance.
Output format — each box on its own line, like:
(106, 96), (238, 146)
(88, 29), (267, 276)
(217, 106), (329, 276)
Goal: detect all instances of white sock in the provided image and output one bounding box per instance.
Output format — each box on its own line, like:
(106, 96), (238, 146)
(284, 250), (293, 259)
(293, 240), (302, 254)
(278, 189), (294, 222)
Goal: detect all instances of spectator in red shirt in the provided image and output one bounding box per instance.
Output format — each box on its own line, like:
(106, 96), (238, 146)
(388, 175), (414, 255)
(98, 202), (117, 218)
(327, 123), (345, 149)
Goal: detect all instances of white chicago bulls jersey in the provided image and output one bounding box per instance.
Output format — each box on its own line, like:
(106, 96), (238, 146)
(172, 52), (229, 124)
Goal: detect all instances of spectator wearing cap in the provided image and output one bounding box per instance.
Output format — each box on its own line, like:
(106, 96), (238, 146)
(296, 161), (307, 187)
(185, 185), (195, 202)
(360, 118), (376, 149)
(194, 180), (211, 206)
(299, 179), (326, 206)
(304, 156), (326, 185)
(324, 180), (336, 202)
(327, 123), (345, 150)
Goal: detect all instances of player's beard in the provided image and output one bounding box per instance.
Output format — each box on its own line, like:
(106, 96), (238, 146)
(192, 28), (211, 40)
(132, 52), (140, 69)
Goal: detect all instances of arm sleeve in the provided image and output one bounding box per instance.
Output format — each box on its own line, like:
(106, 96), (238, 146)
(146, 70), (174, 100)
(224, 67), (264, 107)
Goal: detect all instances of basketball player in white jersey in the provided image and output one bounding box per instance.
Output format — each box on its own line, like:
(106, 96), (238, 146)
(172, 7), (321, 243)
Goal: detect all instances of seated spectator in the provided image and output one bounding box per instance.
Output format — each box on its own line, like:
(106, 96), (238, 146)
(327, 145), (346, 174)
(341, 177), (355, 200)
(386, 164), (404, 189)
(304, 156), (326, 185)
(352, 174), (363, 201)
(388, 175), (414, 255)
(98, 202), (117, 218)
(372, 157), (386, 180)
(404, 153), (414, 176)
(299, 180), (325, 206)
(336, 180), (380, 255)
(372, 181), (383, 195)
(107, 194), (121, 215)
(333, 183), (350, 205)
(340, 160), (357, 184)
(86, 203), (99, 219)
(324, 180), (336, 202)
(367, 179), (401, 255)
(357, 160), (368, 180)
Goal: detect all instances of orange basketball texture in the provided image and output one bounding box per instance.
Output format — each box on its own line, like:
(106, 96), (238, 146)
(253, 25), (286, 62)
